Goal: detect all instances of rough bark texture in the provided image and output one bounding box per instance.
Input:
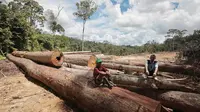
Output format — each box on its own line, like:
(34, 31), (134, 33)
(88, 55), (119, 68)
(111, 75), (198, 93)
(119, 88), (200, 112)
(63, 51), (91, 54)
(64, 55), (90, 66)
(63, 51), (101, 55)
(12, 51), (64, 67)
(60, 67), (200, 111)
(124, 62), (200, 76)
(60, 67), (198, 93)
(158, 91), (200, 112)
(63, 63), (124, 75)
(102, 63), (145, 73)
(7, 54), (161, 112)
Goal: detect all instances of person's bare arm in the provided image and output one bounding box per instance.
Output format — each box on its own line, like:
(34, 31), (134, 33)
(153, 62), (158, 76)
(145, 61), (149, 74)
(106, 70), (111, 75)
(95, 68), (107, 75)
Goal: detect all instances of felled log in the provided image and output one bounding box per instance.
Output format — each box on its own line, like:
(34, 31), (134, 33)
(63, 51), (101, 55)
(64, 55), (89, 66)
(88, 55), (119, 68)
(111, 75), (198, 93)
(63, 51), (91, 55)
(60, 67), (200, 111)
(119, 61), (200, 75)
(133, 89), (200, 112)
(102, 63), (145, 73)
(12, 51), (64, 67)
(64, 54), (117, 67)
(63, 63), (124, 75)
(119, 88), (200, 112)
(7, 54), (161, 112)
(158, 91), (200, 112)
(87, 55), (144, 73)
(59, 67), (198, 93)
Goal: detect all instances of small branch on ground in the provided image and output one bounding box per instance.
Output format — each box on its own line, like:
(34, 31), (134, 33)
(0, 69), (6, 77)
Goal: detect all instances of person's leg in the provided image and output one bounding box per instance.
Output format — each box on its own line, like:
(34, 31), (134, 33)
(106, 74), (116, 86)
(102, 76), (113, 88)
(106, 74), (112, 81)
(95, 75), (103, 86)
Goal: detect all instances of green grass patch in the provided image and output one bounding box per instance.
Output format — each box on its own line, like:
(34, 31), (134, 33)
(0, 55), (6, 60)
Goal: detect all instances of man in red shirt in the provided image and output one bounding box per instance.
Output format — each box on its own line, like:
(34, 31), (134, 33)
(93, 58), (116, 88)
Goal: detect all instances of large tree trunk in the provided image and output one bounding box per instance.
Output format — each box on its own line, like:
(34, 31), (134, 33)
(59, 67), (200, 111)
(63, 51), (91, 54)
(64, 55), (90, 66)
(104, 61), (200, 76)
(63, 51), (101, 55)
(158, 91), (200, 112)
(87, 55), (144, 73)
(63, 63), (124, 75)
(102, 63), (145, 73)
(111, 75), (198, 93)
(12, 51), (64, 67)
(88, 55), (121, 68)
(120, 88), (200, 112)
(7, 54), (161, 112)
(128, 62), (200, 75)
(64, 54), (117, 67)
(60, 67), (199, 93)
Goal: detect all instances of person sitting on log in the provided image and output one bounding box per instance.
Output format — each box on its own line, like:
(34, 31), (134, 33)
(93, 58), (116, 88)
(145, 54), (158, 79)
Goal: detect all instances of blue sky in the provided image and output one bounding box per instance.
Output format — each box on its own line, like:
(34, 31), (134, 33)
(36, 0), (200, 46)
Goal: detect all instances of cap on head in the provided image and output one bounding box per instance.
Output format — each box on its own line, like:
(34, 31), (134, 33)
(96, 58), (102, 63)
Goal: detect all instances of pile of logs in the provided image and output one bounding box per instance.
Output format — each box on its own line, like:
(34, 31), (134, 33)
(7, 51), (200, 112)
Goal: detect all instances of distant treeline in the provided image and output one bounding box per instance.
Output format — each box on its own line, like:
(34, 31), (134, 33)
(0, 1), (200, 64)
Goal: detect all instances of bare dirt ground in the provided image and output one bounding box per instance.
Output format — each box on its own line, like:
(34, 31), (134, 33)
(0, 60), (75, 112)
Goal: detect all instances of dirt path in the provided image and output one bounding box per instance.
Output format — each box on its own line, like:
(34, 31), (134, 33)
(0, 60), (74, 112)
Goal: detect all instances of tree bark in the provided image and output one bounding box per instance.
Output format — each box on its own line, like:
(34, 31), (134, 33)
(63, 51), (101, 55)
(102, 63), (145, 73)
(111, 75), (198, 93)
(64, 55), (90, 66)
(12, 51), (64, 67)
(7, 54), (161, 112)
(88, 55), (120, 68)
(82, 20), (86, 51)
(105, 61), (200, 76)
(63, 63), (124, 75)
(119, 88), (200, 112)
(158, 91), (200, 112)
(59, 67), (198, 93)
(64, 54), (116, 67)
(59, 67), (200, 111)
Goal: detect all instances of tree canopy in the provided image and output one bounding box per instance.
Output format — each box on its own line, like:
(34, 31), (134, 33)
(0, 0), (200, 65)
(73, 0), (98, 51)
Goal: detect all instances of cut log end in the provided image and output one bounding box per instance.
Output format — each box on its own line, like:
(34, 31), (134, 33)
(51, 51), (64, 67)
(11, 51), (64, 67)
(88, 55), (97, 68)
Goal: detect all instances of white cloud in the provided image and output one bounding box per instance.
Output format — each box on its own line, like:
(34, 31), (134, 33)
(31, 0), (200, 46)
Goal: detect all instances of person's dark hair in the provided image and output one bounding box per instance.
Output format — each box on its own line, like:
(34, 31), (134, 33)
(150, 54), (156, 59)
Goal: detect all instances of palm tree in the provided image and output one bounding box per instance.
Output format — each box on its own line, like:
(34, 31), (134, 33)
(73, 0), (97, 51)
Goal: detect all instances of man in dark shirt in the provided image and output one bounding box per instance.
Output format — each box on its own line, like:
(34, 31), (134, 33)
(145, 54), (158, 79)
(93, 58), (116, 88)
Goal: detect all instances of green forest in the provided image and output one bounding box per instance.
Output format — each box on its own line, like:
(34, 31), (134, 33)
(0, 0), (200, 64)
